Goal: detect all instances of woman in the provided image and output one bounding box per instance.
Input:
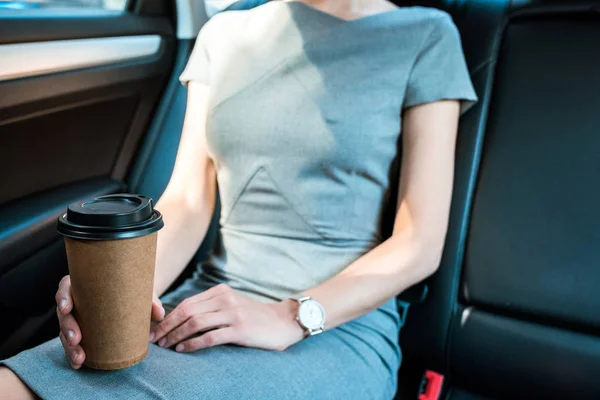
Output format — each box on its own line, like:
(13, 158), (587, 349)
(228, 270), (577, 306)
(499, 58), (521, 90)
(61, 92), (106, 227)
(0, 0), (477, 398)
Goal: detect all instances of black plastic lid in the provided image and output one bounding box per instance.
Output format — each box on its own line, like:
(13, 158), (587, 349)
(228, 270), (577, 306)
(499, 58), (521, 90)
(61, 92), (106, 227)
(57, 194), (164, 240)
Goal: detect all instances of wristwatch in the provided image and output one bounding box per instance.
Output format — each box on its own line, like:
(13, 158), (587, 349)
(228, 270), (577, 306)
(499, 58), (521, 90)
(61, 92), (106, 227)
(293, 296), (326, 337)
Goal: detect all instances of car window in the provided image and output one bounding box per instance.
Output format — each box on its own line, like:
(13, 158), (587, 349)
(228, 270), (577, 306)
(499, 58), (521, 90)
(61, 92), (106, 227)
(0, 0), (128, 11)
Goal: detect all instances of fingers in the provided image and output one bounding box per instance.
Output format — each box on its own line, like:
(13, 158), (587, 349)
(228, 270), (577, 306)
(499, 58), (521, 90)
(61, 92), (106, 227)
(176, 327), (238, 352)
(150, 306), (189, 344)
(59, 331), (86, 369)
(160, 312), (231, 349)
(57, 312), (82, 347)
(151, 285), (242, 350)
(151, 294), (165, 322)
(151, 297), (220, 344)
(56, 275), (85, 370)
(55, 275), (73, 315)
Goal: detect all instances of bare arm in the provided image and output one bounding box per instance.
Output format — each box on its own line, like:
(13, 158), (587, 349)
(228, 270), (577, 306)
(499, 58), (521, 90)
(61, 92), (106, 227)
(153, 82), (217, 296)
(302, 100), (460, 328)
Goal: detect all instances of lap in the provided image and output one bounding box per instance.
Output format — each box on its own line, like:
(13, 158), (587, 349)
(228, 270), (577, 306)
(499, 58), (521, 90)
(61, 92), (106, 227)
(1, 317), (399, 400)
(1, 279), (401, 399)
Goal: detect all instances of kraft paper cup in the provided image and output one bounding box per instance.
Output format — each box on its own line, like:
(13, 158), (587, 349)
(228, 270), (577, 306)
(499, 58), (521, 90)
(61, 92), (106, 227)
(57, 194), (164, 370)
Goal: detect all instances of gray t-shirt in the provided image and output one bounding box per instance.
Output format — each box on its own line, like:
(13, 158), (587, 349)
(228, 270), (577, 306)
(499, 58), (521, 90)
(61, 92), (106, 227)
(177, 1), (477, 302)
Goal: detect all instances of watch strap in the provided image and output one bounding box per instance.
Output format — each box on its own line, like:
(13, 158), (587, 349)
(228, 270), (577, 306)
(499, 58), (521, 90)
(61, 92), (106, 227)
(295, 295), (311, 303)
(307, 327), (323, 336)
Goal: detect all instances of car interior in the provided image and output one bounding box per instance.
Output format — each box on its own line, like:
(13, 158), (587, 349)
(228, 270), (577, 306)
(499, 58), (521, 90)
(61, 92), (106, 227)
(1, 0), (599, 398)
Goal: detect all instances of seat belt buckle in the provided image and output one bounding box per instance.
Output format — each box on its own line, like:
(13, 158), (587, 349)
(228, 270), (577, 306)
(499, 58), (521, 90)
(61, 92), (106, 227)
(418, 370), (444, 400)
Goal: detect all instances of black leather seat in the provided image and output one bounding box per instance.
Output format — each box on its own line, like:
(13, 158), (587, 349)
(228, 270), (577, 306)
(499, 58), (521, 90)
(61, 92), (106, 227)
(397, 0), (600, 398)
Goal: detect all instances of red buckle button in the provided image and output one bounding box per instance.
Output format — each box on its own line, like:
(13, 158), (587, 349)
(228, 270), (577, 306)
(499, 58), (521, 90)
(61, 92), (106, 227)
(418, 370), (444, 400)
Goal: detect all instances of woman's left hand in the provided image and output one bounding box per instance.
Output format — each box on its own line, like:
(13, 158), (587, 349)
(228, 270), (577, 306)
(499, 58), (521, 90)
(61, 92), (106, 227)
(150, 284), (305, 353)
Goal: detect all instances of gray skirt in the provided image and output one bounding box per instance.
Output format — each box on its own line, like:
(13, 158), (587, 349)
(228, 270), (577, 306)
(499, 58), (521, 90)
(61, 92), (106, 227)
(1, 279), (402, 400)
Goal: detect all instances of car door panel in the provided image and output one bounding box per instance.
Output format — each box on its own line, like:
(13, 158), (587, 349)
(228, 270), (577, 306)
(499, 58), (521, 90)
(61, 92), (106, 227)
(1, 35), (162, 82)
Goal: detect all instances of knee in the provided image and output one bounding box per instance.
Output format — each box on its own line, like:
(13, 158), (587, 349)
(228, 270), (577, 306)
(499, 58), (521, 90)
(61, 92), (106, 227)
(0, 367), (39, 400)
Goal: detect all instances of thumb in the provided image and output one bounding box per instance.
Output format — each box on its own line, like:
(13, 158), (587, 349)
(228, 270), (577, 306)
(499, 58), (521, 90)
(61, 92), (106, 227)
(151, 294), (165, 321)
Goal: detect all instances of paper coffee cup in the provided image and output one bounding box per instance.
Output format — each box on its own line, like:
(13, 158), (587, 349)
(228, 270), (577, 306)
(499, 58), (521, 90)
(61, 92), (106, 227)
(57, 194), (164, 370)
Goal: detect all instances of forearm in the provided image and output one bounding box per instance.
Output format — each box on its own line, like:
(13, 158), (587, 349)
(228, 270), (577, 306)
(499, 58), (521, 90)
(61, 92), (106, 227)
(153, 185), (216, 296)
(302, 229), (442, 329)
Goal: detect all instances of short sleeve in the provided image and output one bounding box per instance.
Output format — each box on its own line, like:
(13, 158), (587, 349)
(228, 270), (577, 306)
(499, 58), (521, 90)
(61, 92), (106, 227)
(404, 14), (478, 114)
(179, 26), (211, 86)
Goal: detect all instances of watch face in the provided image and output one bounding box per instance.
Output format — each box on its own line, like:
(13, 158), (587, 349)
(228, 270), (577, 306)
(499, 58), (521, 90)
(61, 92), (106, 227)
(298, 300), (325, 330)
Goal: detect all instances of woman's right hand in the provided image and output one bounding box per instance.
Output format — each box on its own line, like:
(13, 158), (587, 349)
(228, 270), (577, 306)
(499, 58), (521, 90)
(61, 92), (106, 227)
(55, 275), (166, 369)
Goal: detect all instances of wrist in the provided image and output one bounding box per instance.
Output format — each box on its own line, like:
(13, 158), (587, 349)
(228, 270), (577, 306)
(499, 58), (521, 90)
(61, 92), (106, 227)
(274, 299), (305, 345)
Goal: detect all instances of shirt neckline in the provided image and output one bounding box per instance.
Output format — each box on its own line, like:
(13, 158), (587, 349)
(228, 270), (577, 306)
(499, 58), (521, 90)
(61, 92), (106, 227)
(284, 1), (402, 24)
